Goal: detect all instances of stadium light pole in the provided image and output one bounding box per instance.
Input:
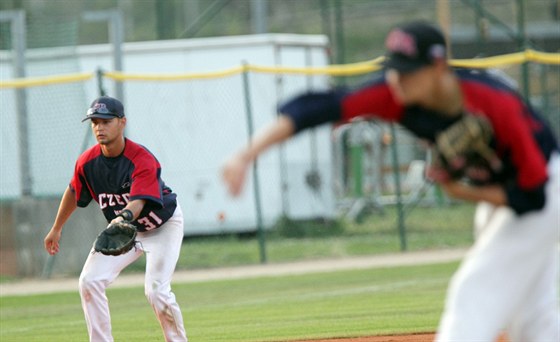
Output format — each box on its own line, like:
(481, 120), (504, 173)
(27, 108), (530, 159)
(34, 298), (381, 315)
(82, 9), (125, 102)
(516, 0), (530, 100)
(251, 0), (268, 34)
(436, 0), (452, 57)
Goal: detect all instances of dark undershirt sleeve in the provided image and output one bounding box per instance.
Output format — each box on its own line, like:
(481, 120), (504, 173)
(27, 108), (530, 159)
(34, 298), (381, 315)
(278, 91), (346, 134)
(505, 183), (546, 215)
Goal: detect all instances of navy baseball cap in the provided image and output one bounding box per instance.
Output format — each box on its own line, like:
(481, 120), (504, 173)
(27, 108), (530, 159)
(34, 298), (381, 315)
(82, 96), (125, 122)
(382, 21), (447, 73)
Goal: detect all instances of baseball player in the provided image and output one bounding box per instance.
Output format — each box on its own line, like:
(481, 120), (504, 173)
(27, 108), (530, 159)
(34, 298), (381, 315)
(43, 96), (188, 342)
(222, 21), (559, 341)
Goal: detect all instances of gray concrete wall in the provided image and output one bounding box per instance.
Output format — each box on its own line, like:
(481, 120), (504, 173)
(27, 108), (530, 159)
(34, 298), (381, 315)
(7, 197), (107, 278)
(0, 203), (17, 276)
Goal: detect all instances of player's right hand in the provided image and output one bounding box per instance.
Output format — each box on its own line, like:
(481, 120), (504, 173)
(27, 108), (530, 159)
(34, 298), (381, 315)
(222, 151), (251, 197)
(426, 163), (451, 183)
(44, 229), (62, 255)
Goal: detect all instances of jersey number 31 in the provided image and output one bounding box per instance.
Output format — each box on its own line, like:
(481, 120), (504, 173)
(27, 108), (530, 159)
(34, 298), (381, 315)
(137, 212), (163, 230)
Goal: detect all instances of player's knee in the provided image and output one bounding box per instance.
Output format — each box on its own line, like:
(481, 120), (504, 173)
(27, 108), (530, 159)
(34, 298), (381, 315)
(79, 275), (107, 299)
(446, 269), (483, 312)
(145, 281), (168, 307)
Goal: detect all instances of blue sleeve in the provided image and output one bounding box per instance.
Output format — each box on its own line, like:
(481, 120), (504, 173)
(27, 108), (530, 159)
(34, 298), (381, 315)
(278, 91), (346, 134)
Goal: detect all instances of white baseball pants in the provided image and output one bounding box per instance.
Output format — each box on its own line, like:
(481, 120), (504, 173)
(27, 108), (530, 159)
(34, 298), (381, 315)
(436, 153), (560, 341)
(79, 205), (188, 342)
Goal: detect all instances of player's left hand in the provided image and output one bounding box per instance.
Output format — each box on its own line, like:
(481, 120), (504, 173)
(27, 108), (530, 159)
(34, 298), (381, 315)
(94, 221), (138, 256)
(222, 151), (251, 196)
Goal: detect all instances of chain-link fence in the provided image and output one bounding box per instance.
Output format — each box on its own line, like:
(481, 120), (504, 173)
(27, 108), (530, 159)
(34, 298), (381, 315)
(1, 0), (559, 277)
(2, 48), (558, 276)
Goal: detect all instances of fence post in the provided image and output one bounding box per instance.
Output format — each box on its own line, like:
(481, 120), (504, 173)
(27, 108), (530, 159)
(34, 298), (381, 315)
(241, 62), (267, 264)
(389, 124), (407, 251)
(349, 131), (364, 198)
(96, 68), (107, 96)
(1, 10), (31, 197)
(273, 46), (290, 216)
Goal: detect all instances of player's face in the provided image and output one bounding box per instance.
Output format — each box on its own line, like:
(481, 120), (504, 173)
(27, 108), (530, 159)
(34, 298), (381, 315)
(91, 117), (126, 145)
(385, 65), (438, 105)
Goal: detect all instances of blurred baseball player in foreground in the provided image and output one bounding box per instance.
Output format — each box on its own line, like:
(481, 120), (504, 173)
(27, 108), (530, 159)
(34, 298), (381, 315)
(222, 21), (559, 341)
(44, 96), (188, 341)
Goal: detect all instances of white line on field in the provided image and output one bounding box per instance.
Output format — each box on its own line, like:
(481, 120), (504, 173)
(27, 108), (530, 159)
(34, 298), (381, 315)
(0, 248), (466, 297)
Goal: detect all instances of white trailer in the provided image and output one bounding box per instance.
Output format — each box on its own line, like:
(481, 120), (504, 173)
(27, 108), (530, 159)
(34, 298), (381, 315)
(1, 34), (336, 236)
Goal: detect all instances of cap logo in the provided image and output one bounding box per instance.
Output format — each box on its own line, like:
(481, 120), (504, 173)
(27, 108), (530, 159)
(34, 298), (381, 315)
(92, 103), (107, 111)
(386, 29), (417, 57)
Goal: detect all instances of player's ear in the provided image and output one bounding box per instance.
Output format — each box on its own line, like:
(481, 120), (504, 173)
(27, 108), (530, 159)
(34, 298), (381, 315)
(434, 57), (448, 73)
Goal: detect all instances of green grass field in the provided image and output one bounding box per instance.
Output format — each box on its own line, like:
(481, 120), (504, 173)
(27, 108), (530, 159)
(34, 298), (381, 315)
(0, 261), (459, 342)
(121, 203), (475, 273)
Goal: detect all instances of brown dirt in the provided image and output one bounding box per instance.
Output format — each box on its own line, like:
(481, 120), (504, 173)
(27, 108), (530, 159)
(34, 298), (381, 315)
(291, 333), (435, 342)
(291, 332), (509, 342)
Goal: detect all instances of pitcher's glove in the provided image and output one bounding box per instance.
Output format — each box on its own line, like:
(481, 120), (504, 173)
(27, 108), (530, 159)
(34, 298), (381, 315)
(94, 221), (138, 256)
(431, 114), (502, 185)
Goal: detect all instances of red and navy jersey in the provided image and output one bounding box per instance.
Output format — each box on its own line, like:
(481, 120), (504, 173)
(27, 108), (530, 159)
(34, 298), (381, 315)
(70, 138), (177, 232)
(279, 68), (558, 215)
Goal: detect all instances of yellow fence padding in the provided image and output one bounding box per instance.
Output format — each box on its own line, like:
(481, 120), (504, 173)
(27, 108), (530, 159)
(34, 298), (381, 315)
(103, 66), (244, 81)
(101, 49), (560, 81)
(451, 49), (560, 68)
(0, 72), (94, 89)
(246, 56), (386, 76)
(0, 49), (558, 88)
(524, 49), (560, 65)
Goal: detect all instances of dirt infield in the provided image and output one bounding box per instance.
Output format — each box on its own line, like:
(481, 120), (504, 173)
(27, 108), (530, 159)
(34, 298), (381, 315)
(293, 332), (509, 342)
(292, 333), (436, 342)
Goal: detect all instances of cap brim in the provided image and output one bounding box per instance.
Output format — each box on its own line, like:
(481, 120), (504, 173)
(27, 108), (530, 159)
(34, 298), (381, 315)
(81, 113), (120, 122)
(382, 54), (425, 73)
